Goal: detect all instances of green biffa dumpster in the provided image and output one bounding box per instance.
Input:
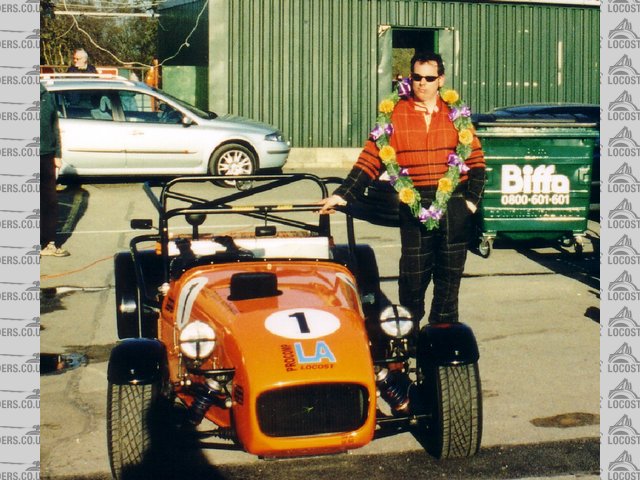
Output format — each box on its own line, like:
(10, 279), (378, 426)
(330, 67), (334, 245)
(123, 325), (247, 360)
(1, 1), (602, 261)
(474, 114), (598, 257)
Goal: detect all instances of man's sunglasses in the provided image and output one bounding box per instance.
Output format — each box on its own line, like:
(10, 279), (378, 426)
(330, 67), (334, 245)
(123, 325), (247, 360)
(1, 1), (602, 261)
(410, 73), (440, 83)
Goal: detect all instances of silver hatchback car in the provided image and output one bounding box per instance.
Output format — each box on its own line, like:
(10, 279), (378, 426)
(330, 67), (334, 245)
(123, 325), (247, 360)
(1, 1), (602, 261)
(41, 75), (290, 183)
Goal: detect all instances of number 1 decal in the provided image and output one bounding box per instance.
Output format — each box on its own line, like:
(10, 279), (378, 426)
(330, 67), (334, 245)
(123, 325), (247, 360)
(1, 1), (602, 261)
(289, 312), (310, 334)
(264, 308), (341, 339)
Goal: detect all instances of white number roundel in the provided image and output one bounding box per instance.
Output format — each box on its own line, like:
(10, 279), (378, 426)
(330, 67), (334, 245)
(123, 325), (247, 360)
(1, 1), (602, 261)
(264, 308), (341, 339)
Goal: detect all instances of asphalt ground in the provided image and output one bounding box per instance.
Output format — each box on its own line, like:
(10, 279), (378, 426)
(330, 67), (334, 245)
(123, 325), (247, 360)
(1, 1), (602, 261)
(39, 169), (600, 479)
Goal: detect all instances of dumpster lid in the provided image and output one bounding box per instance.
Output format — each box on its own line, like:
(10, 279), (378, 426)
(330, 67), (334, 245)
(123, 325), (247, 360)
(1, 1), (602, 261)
(473, 103), (600, 129)
(474, 118), (598, 128)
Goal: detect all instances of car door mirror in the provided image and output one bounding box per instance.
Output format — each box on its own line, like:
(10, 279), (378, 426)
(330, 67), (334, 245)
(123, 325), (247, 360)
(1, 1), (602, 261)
(182, 116), (194, 127)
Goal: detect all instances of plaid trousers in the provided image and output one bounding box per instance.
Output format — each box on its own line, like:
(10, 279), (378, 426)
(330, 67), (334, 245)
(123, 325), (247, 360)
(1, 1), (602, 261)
(398, 195), (472, 324)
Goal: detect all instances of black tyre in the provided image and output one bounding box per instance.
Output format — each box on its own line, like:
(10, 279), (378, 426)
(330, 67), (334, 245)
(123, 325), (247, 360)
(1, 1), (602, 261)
(209, 143), (256, 187)
(114, 253), (139, 339)
(115, 252), (162, 339)
(417, 363), (482, 459)
(107, 382), (158, 479)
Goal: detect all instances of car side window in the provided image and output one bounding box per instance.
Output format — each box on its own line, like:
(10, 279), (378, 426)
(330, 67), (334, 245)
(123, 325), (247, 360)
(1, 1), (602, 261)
(121, 92), (182, 125)
(57, 90), (114, 121)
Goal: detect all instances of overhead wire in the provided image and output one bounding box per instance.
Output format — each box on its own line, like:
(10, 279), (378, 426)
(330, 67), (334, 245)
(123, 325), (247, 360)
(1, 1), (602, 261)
(52, 0), (208, 68)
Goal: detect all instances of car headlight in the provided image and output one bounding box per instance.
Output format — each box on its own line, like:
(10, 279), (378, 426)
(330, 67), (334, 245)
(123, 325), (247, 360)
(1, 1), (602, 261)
(379, 305), (414, 338)
(265, 131), (284, 142)
(179, 320), (216, 360)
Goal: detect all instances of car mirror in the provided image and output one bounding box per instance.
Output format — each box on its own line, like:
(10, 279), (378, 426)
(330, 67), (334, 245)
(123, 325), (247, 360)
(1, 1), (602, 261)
(182, 116), (194, 127)
(130, 219), (153, 230)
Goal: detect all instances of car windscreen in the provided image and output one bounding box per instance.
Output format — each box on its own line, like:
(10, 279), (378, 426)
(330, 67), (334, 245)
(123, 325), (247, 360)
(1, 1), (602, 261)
(151, 87), (218, 120)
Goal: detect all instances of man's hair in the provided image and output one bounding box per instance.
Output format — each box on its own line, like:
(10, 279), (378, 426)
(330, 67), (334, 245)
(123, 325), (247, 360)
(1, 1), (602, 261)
(410, 52), (445, 76)
(74, 48), (88, 61)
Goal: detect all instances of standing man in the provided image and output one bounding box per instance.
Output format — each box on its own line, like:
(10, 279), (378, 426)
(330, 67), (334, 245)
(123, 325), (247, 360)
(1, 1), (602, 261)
(40, 84), (70, 257)
(319, 52), (485, 324)
(67, 48), (97, 74)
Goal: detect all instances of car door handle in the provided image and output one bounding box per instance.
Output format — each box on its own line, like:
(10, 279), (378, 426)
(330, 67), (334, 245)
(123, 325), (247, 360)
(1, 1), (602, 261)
(130, 130), (145, 136)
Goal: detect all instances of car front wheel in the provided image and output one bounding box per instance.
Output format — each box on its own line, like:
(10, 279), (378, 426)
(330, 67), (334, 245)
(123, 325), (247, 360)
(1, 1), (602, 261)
(415, 363), (482, 459)
(209, 143), (256, 187)
(107, 382), (159, 479)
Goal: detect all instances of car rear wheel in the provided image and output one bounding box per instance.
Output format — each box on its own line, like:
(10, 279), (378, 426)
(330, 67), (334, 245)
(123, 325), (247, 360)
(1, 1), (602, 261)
(107, 382), (159, 479)
(209, 143), (256, 187)
(415, 363), (482, 459)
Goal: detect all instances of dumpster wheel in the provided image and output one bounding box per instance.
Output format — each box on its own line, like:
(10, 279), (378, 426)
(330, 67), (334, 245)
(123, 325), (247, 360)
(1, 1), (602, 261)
(574, 236), (584, 255)
(561, 235), (584, 255)
(478, 237), (493, 258)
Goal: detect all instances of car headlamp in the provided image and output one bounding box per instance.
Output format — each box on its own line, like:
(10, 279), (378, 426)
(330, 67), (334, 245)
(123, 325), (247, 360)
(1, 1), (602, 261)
(179, 320), (216, 360)
(265, 131), (284, 142)
(379, 305), (414, 338)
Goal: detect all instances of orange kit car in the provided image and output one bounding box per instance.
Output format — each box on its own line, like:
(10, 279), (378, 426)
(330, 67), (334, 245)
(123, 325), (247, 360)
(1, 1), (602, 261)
(106, 174), (482, 479)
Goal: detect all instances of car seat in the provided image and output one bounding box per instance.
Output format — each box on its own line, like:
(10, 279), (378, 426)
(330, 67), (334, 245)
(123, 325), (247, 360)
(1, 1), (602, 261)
(91, 96), (113, 120)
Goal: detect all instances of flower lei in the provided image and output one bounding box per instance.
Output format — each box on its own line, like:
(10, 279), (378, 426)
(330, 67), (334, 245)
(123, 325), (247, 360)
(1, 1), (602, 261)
(370, 78), (474, 230)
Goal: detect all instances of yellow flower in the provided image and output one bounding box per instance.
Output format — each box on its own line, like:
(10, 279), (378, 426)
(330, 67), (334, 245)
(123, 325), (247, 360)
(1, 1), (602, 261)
(458, 128), (474, 145)
(379, 145), (396, 163)
(398, 187), (416, 205)
(379, 99), (395, 114)
(438, 177), (453, 194)
(441, 89), (459, 104)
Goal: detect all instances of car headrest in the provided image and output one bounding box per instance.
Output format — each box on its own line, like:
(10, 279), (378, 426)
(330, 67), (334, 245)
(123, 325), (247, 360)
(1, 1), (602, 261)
(228, 272), (282, 301)
(100, 96), (112, 112)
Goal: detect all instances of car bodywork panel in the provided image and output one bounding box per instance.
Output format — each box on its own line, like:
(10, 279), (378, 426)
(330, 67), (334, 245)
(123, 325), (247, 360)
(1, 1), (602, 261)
(160, 260), (376, 456)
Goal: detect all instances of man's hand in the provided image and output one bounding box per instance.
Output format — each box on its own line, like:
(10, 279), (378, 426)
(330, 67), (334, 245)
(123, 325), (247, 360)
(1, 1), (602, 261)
(318, 194), (347, 214)
(465, 200), (477, 214)
(54, 157), (62, 168)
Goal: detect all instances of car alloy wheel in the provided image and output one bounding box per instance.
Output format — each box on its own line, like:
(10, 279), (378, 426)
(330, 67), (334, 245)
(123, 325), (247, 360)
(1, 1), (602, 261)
(210, 143), (256, 187)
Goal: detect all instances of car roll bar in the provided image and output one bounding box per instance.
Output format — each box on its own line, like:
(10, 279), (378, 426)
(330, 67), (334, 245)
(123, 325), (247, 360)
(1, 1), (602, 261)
(138, 173), (356, 285)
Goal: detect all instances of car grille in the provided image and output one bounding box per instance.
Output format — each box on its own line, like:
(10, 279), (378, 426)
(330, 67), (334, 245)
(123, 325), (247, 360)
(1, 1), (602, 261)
(257, 383), (369, 437)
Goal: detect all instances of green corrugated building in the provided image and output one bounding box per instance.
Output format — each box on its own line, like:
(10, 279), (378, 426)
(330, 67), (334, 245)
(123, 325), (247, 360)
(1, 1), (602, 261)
(158, 0), (599, 150)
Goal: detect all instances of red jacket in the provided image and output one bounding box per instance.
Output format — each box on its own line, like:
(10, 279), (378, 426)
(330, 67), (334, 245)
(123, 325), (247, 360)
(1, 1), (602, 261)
(337, 95), (486, 206)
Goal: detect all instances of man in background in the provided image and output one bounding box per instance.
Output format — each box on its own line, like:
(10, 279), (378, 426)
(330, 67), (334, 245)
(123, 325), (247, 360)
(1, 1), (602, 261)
(67, 48), (97, 74)
(40, 84), (70, 257)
